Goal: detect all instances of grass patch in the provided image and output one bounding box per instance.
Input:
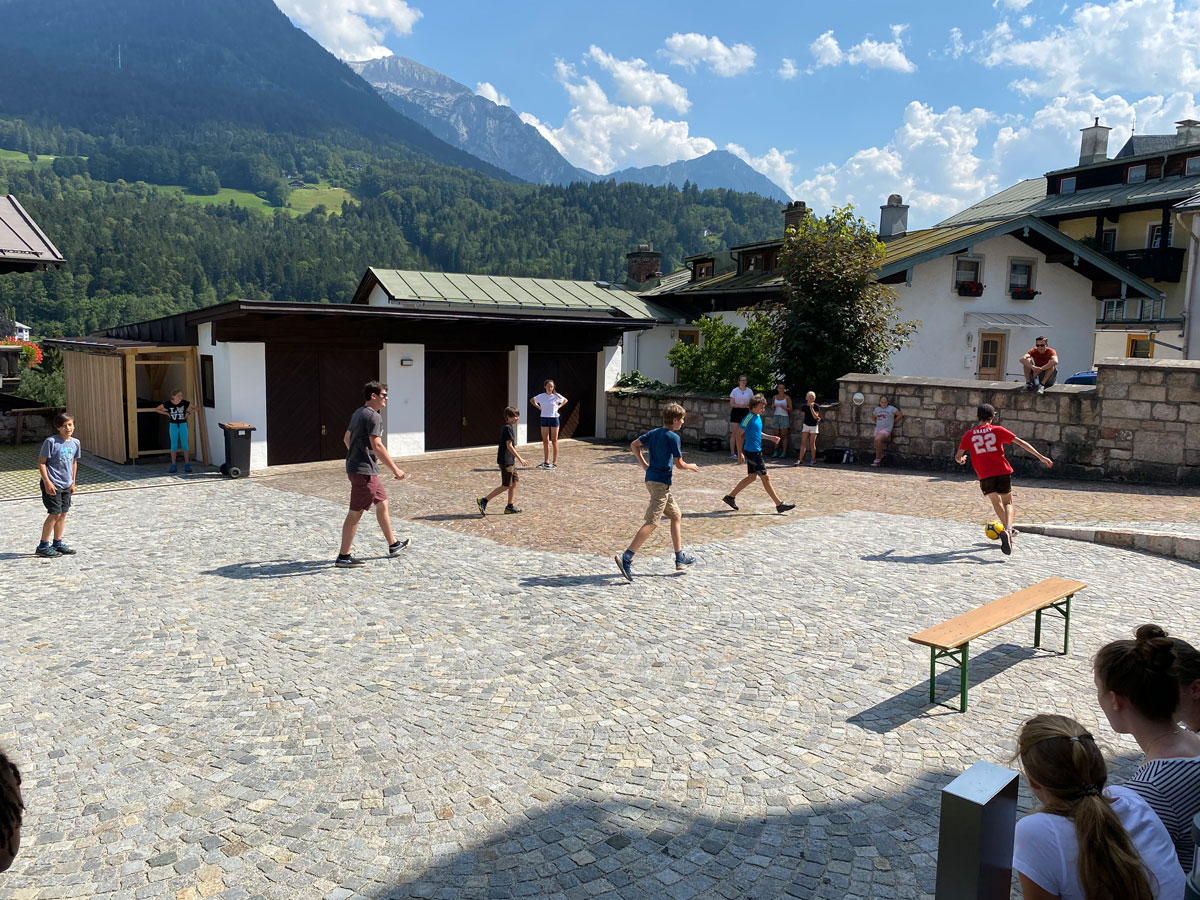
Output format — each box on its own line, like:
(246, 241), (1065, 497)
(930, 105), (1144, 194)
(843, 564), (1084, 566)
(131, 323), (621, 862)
(287, 184), (354, 215)
(159, 184), (279, 214)
(0, 148), (57, 168)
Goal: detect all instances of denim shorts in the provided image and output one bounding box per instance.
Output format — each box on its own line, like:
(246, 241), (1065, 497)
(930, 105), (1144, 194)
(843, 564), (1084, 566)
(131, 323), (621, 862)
(540, 417), (560, 428)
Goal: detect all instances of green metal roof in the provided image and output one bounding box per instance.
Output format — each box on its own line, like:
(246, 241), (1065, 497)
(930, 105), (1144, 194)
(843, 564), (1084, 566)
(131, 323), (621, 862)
(938, 175), (1200, 227)
(357, 267), (681, 321)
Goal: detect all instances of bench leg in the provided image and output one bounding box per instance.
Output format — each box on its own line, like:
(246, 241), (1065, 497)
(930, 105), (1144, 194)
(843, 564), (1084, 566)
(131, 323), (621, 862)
(1063, 594), (1071, 654)
(960, 642), (970, 712)
(1034, 608), (1042, 649)
(929, 648), (937, 703)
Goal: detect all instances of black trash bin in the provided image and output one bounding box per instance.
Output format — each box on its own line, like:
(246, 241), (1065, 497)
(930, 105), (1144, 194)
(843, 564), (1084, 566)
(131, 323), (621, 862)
(218, 422), (255, 479)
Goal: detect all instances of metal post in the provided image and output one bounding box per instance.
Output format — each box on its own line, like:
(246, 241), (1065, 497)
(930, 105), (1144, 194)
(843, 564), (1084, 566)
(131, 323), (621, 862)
(961, 643), (970, 712)
(935, 761), (1019, 900)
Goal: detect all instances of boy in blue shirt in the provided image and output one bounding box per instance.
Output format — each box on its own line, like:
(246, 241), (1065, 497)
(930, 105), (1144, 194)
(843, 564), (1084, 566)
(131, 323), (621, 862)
(36, 412), (81, 558)
(723, 395), (795, 514)
(615, 402), (700, 581)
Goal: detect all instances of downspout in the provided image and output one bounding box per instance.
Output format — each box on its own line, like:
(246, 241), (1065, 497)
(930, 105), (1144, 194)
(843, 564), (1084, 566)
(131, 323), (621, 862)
(1175, 209), (1198, 359)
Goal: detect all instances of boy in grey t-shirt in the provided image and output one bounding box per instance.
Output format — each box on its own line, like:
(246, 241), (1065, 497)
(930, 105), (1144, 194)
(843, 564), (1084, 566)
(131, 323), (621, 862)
(36, 412), (81, 558)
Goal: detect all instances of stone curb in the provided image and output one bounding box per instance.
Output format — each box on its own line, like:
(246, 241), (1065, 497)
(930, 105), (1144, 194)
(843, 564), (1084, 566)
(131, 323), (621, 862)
(1015, 523), (1200, 564)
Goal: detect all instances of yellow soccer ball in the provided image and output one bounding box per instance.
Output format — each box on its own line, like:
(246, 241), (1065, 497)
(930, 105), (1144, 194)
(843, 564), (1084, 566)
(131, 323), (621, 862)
(984, 521), (1005, 541)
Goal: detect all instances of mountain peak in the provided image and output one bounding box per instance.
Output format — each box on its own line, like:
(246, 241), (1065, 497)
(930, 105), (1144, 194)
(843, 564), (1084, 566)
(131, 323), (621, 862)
(348, 56), (474, 102)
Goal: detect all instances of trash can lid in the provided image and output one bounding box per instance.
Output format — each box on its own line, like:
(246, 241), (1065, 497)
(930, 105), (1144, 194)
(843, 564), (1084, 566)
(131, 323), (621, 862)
(218, 422), (256, 430)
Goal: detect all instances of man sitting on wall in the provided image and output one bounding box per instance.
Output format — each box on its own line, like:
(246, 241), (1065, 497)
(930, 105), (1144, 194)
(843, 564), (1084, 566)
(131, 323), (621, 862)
(1021, 337), (1058, 394)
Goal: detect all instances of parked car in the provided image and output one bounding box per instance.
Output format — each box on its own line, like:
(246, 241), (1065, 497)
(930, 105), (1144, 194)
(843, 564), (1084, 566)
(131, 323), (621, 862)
(1063, 370), (1097, 386)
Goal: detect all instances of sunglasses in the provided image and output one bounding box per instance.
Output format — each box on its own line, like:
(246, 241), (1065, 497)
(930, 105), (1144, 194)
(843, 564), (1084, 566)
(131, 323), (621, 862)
(378, 392), (389, 398)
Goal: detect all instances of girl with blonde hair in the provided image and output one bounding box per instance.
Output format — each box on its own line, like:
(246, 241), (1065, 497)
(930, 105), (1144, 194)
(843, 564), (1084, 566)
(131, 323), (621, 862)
(1012, 714), (1183, 899)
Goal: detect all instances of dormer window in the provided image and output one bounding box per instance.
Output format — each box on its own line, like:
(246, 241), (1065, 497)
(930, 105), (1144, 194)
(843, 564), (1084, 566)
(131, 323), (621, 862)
(1060, 176), (1076, 194)
(692, 261), (714, 281)
(743, 253), (764, 273)
(1126, 164), (1147, 184)
(1187, 156), (1200, 176)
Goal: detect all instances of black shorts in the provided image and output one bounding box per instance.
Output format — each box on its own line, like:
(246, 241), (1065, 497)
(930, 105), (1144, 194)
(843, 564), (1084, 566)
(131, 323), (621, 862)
(499, 464), (518, 487)
(744, 451), (767, 476)
(979, 474), (1012, 496)
(730, 407), (748, 423)
(41, 483), (73, 515)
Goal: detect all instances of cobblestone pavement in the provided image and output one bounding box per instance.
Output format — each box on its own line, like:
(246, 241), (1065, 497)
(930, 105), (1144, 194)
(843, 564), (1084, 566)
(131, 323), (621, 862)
(2, 473), (1197, 899)
(256, 440), (1200, 556)
(0, 443), (220, 501)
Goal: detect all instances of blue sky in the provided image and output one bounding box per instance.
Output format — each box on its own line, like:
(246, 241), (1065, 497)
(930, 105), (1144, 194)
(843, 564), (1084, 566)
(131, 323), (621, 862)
(275, 0), (1200, 228)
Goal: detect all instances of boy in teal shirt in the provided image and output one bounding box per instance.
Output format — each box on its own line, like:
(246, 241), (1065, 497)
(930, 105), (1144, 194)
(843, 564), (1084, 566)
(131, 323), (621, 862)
(723, 395), (795, 514)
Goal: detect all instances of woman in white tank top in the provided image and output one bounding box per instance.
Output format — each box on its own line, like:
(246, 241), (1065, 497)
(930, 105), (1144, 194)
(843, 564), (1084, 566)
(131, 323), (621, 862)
(770, 383), (792, 458)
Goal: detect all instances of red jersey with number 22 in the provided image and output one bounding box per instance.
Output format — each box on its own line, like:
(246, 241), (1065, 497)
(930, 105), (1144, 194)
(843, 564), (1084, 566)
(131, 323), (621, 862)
(959, 424), (1016, 479)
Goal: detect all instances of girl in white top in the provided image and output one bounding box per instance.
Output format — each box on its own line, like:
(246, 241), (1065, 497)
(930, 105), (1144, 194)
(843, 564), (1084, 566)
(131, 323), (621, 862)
(770, 383), (792, 458)
(1013, 713), (1184, 900)
(728, 375), (753, 459)
(529, 379), (568, 469)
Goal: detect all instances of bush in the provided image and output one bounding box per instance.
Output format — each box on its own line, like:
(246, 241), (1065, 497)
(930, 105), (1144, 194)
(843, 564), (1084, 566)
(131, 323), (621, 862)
(614, 370), (671, 391)
(666, 316), (777, 393)
(16, 366), (65, 407)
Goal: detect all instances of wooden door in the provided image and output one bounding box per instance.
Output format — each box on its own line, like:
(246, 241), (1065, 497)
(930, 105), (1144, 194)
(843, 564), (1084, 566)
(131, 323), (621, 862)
(318, 349), (380, 461)
(266, 347), (321, 465)
(424, 351), (509, 450)
(528, 351), (598, 439)
(977, 332), (1006, 381)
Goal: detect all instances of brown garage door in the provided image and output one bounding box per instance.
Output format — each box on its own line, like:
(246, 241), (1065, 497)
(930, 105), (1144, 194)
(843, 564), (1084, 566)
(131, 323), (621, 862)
(528, 352), (597, 439)
(424, 351), (509, 451)
(265, 346), (379, 465)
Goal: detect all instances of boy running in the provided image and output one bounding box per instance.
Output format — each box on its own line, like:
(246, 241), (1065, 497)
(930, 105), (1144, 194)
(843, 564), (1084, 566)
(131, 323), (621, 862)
(477, 407), (527, 515)
(336, 381), (409, 568)
(955, 403), (1053, 555)
(615, 403), (699, 581)
(722, 395), (795, 514)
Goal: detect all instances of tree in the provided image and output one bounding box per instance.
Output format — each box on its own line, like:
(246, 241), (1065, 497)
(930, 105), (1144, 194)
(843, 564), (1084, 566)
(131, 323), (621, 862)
(186, 166), (221, 195)
(759, 205), (918, 397)
(666, 315), (777, 393)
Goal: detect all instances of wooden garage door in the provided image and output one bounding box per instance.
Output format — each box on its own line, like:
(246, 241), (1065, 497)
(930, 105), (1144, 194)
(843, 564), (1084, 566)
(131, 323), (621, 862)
(528, 352), (597, 439)
(424, 351), (509, 450)
(265, 346), (378, 466)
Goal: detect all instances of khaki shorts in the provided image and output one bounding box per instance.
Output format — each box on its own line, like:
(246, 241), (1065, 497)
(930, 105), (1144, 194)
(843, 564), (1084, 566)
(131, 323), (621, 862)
(642, 480), (681, 525)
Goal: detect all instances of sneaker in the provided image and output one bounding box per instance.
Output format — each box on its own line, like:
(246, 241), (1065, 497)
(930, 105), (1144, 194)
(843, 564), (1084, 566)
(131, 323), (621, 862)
(674, 552), (696, 571)
(1036, 383), (1045, 395)
(504, 505), (522, 514)
(722, 495), (738, 511)
(388, 539), (410, 555)
(870, 459), (882, 467)
(1025, 381), (1036, 391)
(476, 497), (488, 516)
(52, 542), (76, 555)
(184, 463), (192, 473)
(729, 453), (738, 459)
(999, 529), (1012, 556)
(335, 554), (365, 568)
(614, 553), (633, 582)
(169, 464), (177, 474)
(35, 544), (60, 559)
(546, 463), (557, 470)
(537, 462), (549, 469)
(776, 502), (795, 514)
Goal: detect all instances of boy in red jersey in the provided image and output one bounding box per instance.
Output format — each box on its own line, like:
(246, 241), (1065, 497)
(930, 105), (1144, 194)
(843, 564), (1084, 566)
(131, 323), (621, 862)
(955, 404), (1053, 555)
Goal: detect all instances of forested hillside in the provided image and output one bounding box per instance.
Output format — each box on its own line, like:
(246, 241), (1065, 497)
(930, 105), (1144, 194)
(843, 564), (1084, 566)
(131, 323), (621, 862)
(0, 161), (782, 336)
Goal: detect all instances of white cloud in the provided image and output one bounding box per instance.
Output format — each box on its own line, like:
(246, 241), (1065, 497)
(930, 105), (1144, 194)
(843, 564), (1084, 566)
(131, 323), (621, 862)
(725, 143), (797, 198)
(778, 58), (799, 80)
(946, 27), (968, 59)
(474, 82), (509, 107)
(994, 0), (1033, 9)
(984, 0), (1200, 97)
(809, 25), (916, 73)
(586, 46), (691, 114)
(274, 0), (421, 60)
(661, 33), (756, 76)
(518, 60), (715, 174)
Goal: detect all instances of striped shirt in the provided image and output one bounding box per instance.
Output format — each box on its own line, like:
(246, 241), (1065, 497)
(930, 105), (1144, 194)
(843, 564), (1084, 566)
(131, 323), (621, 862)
(1126, 756), (1200, 871)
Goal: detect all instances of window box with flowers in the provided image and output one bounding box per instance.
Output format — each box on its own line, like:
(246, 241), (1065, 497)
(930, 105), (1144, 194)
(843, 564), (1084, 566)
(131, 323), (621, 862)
(956, 281), (985, 297)
(0, 337), (42, 368)
(1010, 288), (1040, 300)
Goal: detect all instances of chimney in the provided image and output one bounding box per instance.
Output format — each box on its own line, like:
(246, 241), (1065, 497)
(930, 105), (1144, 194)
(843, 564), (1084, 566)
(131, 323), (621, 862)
(1079, 117), (1111, 165)
(1176, 118), (1200, 148)
(783, 200), (807, 234)
(626, 243), (662, 284)
(878, 194), (909, 242)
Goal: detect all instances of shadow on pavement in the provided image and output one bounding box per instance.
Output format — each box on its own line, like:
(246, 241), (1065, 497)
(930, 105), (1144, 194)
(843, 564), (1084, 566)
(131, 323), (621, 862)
(847, 644), (1042, 734)
(202, 559), (334, 579)
(862, 544), (1005, 565)
(520, 572), (682, 588)
(412, 513), (483, 522)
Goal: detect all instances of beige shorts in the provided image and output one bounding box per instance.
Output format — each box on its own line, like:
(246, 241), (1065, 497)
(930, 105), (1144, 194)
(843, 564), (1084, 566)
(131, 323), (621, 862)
(643, 480), (681, 525)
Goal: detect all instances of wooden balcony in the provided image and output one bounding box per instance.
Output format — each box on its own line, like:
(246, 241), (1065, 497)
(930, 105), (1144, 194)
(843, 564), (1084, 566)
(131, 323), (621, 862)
(1102, 247), (1185, 282)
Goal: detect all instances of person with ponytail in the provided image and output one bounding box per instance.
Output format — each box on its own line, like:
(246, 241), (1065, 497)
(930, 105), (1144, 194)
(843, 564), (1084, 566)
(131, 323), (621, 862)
(1013, 714), (1183, 899)
(1095, 624), (1200, 870)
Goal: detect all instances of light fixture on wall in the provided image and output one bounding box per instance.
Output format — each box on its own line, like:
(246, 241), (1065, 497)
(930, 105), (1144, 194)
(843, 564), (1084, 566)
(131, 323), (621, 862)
(400, 358), (414, 367)
(965, 333), (973, 345)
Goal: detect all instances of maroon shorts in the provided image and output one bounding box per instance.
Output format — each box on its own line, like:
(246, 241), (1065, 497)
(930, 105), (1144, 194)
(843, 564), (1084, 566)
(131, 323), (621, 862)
(347, 473), (387, 511)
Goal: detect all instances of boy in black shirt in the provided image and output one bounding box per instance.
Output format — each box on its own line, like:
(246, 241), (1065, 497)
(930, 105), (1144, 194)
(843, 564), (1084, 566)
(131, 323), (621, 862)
(477, 407), (527, 515)
(155, 389), (197, 473)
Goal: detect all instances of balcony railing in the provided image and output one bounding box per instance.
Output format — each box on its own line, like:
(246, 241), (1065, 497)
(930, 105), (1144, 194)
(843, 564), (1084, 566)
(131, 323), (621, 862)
(1102, 247), (1185, 282)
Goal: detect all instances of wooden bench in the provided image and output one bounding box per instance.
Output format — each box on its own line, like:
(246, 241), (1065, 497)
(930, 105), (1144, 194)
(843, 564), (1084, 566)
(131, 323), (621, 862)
(909, 576), (1087, 711)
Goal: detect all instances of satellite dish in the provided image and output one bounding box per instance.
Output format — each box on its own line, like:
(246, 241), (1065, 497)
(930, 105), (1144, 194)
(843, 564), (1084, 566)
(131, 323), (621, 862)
(852, 392), (865, 406)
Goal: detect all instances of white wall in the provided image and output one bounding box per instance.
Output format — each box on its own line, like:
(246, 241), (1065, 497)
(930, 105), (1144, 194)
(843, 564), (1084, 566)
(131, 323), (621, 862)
(507, 344), (529, 444)
(623, 311), (754, 384)
(595, 344), (621, 438)
(380, 343), (425, 456)
(366, 283), (390, 307)
(886, 234), (1099, 381)
(198, 322), (268, 470)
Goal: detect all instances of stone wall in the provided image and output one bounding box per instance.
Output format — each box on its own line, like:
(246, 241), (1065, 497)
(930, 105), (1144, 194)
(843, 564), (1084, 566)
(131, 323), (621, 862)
(605, 358), (1200, 484)
(0, 410), (59, 444)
